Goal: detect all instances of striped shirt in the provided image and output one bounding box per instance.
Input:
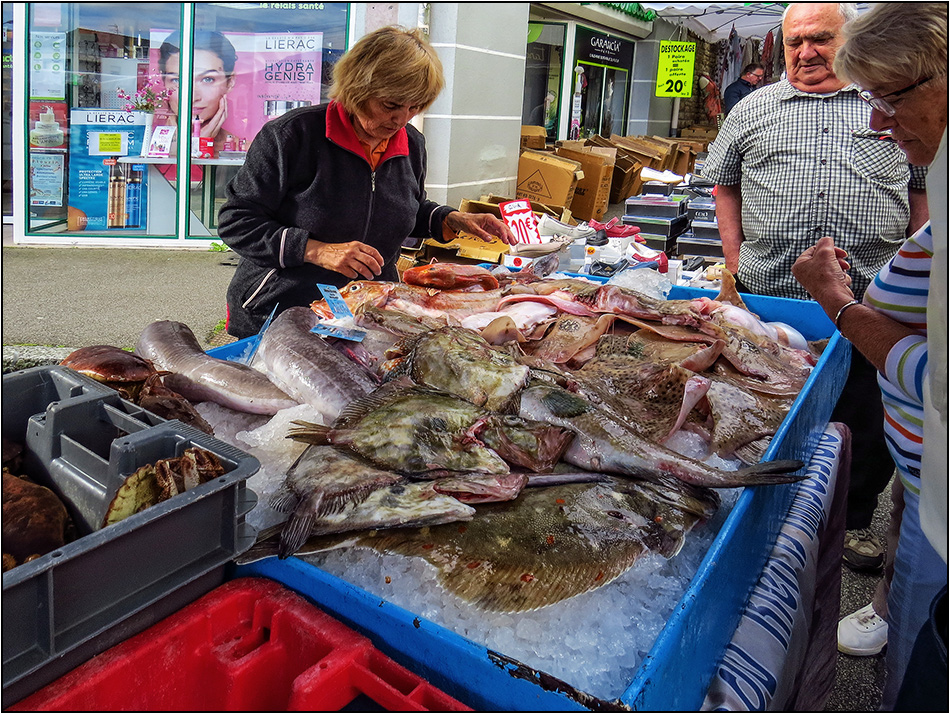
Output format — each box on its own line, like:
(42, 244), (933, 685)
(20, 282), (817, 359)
(864, 222), (932, 490)
(704, 78), (926, 300)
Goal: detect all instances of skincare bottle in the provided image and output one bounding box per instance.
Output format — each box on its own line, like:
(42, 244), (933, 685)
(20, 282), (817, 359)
(107, 163), (127, 229)
(124, 167), (143, 228)
(223, 134), (235, 152)
(29, 107), (65, 147)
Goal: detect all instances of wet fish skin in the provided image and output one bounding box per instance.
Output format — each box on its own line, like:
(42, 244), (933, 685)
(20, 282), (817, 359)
(432, 472), (529, 504)
(250, 307), (377, 422)
(518, 384), (804, 488)
(135, 320), (298, 415)
(476, 414), (576, 472)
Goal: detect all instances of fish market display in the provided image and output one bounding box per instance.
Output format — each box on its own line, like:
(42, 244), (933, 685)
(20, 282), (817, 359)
(249, 306), (377, 422)
(136, 321), (297, 414)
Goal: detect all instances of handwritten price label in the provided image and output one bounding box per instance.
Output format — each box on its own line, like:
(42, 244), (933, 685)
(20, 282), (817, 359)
(499, 199), (543, 244)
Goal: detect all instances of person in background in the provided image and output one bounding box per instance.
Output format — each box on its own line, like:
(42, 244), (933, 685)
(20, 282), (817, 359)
(702, 2), (930, 627)
(791, 3), (947, 708)
(216, 26), (516, 339)
(722, 62), (765, 114)
(158, 30), (243, 153)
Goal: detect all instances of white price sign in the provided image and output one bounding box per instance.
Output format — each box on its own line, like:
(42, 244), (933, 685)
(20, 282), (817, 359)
(499, 199), (543, 244)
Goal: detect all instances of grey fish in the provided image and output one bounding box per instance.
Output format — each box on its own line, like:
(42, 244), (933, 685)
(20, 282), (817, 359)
(250, 306), (378, 422)
(383, 326), (530, 411)
(704, 381), (790, 461)
(240, 474), (720, 612)
(276, 479), (476, 558)
(135, 320), (298, 415)
(518, 384), (804, 488)
(287, 379), (574, 477)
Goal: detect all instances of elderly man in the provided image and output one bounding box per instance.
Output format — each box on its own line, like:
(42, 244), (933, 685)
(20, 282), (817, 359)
(703, 2), (929, 596)
(723, 62), (765, 114)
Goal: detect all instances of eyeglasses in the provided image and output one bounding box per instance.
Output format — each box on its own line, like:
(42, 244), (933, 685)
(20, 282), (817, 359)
(859, 76), (932, 116)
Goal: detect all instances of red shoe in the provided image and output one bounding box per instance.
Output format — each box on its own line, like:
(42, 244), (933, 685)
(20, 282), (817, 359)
(588, 217), (643, 241)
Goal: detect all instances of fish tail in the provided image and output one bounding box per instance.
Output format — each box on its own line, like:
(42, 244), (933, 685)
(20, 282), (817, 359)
(735, 458), (806, 485)
(269, 485), (300, 513)
(278, 511), (316, 559)
(286, 420), (332, 445)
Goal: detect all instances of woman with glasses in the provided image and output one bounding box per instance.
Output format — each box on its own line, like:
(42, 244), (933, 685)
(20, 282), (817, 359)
(792, 4), (947, 708)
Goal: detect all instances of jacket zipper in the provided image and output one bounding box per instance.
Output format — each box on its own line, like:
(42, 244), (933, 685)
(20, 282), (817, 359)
(361, 170), (376, 244)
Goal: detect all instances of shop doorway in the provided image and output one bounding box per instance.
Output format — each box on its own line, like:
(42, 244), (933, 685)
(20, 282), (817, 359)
(571, 27), (633, 140)
(522, 22), (565, 142)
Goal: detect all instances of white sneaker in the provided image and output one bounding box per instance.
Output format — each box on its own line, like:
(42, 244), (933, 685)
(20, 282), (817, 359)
(837, 603), (888, 656)
(536, 214), (596, 241)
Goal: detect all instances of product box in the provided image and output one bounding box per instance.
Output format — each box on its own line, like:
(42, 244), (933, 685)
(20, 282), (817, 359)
(622, 213), (689, 239)
(625, 194), (688, 219)
(520, 125), (548, 151)
(677, 233), (725, 259)
(691, 219), (721, 241)
(687, 200), (717, 223)
(516, 149), (584, 209)
(554, 145), (616, 222)
(11, 578), (470, 712)
(1, 366), (259, 707)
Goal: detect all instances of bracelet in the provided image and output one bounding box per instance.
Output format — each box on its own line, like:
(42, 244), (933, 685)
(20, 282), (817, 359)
(834, 299), (861, 330)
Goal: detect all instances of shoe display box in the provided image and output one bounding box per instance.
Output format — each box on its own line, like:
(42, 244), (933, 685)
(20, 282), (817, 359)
(211, 286), (851, 710)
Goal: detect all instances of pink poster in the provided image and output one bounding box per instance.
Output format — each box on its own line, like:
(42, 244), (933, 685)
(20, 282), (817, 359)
(148, 29), (323, 153)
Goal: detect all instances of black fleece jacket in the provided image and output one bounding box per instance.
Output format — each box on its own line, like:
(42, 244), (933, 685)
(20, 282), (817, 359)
(217, 101), (454, 339)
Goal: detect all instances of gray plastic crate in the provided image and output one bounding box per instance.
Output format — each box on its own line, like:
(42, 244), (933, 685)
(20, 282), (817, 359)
(2, 366), (259, 707)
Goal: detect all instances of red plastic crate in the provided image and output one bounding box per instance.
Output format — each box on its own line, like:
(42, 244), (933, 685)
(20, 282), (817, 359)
(10, 578), (471, 712)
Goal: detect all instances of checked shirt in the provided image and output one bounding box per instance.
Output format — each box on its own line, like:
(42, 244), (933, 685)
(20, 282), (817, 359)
(704, 78), (926, 300)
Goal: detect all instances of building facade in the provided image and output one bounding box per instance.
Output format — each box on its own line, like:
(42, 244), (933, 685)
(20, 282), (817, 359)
(7, 2), (688, 246)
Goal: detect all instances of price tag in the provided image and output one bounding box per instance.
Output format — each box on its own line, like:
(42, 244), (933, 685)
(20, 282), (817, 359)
(656, 41), (696, 98)
(499, 199), (543, 244)
(310, 322), (366, 342)
(317, 284), (354, 319)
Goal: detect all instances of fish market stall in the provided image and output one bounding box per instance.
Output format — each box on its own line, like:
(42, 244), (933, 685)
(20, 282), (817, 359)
(2, 261), (851, 709)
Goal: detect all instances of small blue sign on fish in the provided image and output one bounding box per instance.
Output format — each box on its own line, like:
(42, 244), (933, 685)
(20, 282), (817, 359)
(310, 321), (366, 342)
(317, 284), (354, 319)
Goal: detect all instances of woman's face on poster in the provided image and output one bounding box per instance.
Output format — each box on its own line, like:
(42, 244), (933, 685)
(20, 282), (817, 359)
(162, 49), (234, 124)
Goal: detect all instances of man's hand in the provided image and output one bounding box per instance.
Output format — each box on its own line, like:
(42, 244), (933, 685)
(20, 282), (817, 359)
(445, 211), (518, 245)
(305, 239), (384, 280)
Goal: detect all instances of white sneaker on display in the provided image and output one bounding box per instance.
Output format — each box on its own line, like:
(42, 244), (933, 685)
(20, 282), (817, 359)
(535, 214), (596, 241)
(837, 603), (888, 656)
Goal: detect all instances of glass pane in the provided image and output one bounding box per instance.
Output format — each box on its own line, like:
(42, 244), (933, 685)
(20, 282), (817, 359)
(3, 5), (13, 217)
(26, 2), (182, 236)
(185, 2), (349, 237)
(523, 23), (564, 141)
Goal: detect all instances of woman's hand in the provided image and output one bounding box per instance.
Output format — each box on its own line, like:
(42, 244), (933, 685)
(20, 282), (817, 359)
(445, 211), (518, 245)
(201, 95), (229, 140)
(305, 239), (384, 280)
(792, 235), (855, 315)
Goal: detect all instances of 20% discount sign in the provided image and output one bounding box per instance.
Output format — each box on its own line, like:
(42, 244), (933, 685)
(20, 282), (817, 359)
(655, 40), (696, 98)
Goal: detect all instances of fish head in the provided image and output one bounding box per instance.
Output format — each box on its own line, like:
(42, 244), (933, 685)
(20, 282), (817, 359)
(478, 414), (576, 472)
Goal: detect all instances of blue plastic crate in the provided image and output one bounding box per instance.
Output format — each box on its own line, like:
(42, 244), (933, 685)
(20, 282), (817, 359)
(223, 285), (850, 710)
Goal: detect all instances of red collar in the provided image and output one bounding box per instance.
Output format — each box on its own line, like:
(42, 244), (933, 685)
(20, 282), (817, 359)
(326, 100), (409, 165)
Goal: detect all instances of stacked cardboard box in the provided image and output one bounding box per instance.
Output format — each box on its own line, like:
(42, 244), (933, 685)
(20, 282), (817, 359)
(553, 143), (616, 222)
(677, 193), (723, 260)
(623, 193), (690, 255)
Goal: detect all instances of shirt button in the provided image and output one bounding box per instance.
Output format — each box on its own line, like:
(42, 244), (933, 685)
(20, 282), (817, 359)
(818, 192), (826, 198)
(820, 159), (827, 165)
(822, 128), (829, 133)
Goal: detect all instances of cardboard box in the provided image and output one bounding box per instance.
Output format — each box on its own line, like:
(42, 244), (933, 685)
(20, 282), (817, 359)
(516, 149), (584, 209)
(520, 125), (548, 151)
(555, 145), (615, 222)
(459, 196), (573, 224)
(584, 135), (643, 203)
(422, 234), (509, 265)
(609, 135), (667, 173)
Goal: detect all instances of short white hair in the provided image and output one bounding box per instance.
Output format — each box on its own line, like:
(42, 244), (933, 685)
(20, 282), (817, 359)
(782, 3), (859, 24)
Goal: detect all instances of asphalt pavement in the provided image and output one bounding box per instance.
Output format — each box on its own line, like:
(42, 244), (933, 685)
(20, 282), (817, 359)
(1, 219), (888, 710)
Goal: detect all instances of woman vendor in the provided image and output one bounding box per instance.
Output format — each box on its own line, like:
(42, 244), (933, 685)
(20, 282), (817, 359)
(217, 26), (516, 339)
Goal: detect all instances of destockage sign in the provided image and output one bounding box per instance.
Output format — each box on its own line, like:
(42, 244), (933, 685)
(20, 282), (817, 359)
(575, 27), (634, 69)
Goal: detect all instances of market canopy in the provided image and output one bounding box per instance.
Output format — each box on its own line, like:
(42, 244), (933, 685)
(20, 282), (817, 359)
(639, 2), (870, 42)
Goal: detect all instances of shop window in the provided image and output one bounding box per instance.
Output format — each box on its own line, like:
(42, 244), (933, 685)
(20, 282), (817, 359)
(23, 2), (347, 240)
(571, 27), (633, 140)
(522, 23), (565, 141)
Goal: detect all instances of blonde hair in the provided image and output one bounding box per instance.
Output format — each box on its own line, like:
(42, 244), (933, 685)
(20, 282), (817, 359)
(834, 3), (948, 87)
(330, 26), (445, 115)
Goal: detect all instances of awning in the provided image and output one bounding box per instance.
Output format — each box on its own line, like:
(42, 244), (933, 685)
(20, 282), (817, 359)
(639, 2), (787, 42)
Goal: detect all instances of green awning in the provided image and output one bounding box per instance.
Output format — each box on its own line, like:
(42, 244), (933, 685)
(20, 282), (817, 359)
(595, 3), (657, 22)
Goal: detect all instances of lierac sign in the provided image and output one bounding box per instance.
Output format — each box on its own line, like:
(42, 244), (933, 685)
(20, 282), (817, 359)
(575, 27), (633, 68)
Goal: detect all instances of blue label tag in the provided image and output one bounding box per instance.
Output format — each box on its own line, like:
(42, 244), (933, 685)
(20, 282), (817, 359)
(317, 284), (354, 319)
(310, 322), (366, 342)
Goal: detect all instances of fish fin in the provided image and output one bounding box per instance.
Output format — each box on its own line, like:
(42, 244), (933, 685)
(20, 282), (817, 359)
(539, 387), (591, 418)
(269, 486), (301, 513)
(332, 377), (415, 428)
(286, 421), (332, 445)
(734, 437), (772, 465)
(278, 510), (316, 559)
